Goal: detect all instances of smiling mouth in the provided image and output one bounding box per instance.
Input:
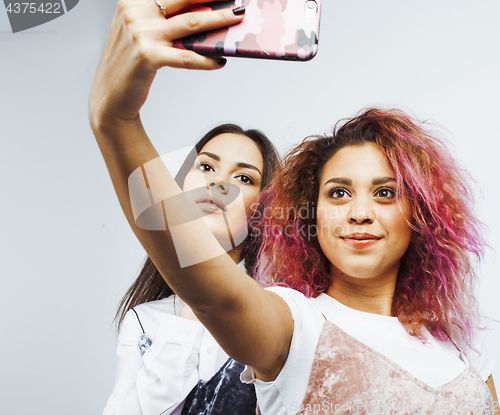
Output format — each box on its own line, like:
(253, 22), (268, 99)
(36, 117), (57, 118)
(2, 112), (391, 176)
(196, 198), (227, 214)
(341, 233), (381, 249)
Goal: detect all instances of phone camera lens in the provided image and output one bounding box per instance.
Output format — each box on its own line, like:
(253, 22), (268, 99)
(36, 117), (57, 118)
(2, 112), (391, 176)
(305, 0), (317, 17)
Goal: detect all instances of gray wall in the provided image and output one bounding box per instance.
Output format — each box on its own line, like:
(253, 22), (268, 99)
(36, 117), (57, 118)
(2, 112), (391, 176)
(1, 1), (499, 413)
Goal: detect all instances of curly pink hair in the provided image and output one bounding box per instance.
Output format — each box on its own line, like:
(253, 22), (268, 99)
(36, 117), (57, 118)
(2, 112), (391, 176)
(251, 108), (485, 346)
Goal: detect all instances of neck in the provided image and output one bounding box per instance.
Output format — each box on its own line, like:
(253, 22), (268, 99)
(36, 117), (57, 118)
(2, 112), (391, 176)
(325, 265), (399, 316)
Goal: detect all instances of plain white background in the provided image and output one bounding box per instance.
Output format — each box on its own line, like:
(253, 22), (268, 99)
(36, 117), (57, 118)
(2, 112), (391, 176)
(1, 1), (499, 413)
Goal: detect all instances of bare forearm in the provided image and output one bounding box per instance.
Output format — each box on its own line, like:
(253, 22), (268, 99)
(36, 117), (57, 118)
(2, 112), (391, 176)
(90, 116), (234, 307)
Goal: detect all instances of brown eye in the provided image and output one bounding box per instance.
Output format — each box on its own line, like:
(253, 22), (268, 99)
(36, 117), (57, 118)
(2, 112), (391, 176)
(329, 188), (350, 199)
(236, 174), (254, 185)
(197, 162), (215, 172)
(375, 188), (395, 199)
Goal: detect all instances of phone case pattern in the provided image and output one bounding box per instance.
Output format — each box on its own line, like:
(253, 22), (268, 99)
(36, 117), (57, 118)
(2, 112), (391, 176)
(173, 0), (321, 61)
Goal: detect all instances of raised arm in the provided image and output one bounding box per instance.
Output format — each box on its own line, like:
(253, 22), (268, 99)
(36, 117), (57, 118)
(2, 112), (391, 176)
(90, 0), (292, 380)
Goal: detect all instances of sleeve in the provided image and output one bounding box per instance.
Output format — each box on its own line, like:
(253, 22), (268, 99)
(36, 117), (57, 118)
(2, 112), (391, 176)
(102, 309), (205, 415)
(463, 328), (496, 382)
(240, 287), (322, 415)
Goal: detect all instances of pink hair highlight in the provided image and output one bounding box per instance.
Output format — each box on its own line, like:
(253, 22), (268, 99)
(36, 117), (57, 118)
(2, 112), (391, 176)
(251, 108), (485, 346)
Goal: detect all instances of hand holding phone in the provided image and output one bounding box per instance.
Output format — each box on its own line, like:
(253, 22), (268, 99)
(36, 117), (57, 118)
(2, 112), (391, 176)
(173, 0), (322, 61)
(90, 0), (247, 129)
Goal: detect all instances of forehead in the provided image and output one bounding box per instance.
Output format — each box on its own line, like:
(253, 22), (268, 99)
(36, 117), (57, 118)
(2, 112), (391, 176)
(320, 143), (393, 183)
(200, 133), (263, 170)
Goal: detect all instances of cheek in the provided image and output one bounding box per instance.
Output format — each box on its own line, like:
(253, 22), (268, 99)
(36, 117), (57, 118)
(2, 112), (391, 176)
(381, 207), (412, 245)
(316, 202), (329, 232)
(182, 171), (207, 191)
(316, 203), (345, 237)
(394, 204), (412, 237)
(398, 221), (413, 248)
(241, 188), (261, 213)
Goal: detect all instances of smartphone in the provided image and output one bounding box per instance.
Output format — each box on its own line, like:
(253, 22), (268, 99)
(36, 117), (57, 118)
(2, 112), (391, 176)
(173, 0), (321, 61)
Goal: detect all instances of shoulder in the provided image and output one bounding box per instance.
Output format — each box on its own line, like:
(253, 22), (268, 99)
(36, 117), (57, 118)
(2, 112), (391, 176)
(461, 328), (496, 382)
(133, 296), (177, 325)
(265, 286), (322, 312)
(265, 286), (324, 338)
(133, 295), (177, 315)
(242, 287), (324, 410)
(265, 286), (314, 305)
(120, 296), (178, 342)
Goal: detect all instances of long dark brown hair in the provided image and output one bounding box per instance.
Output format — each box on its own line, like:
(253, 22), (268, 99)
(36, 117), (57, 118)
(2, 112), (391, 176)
(116, 124), (279, 329)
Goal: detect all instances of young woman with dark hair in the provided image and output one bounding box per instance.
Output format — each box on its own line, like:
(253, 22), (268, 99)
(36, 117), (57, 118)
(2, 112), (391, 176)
(103, 123), (278, 415)
(115, 123), (278, 330)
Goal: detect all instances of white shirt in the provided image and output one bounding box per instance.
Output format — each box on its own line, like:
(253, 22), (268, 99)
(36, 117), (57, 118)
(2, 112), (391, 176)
(102, 296), (228, 415)
(241, 287), (495, 415)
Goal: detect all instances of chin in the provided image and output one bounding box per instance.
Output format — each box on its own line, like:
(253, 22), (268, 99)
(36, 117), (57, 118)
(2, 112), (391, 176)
(340, 269), (379, 280)
(202, 220), (248, 253)
(332, 260), (387, 280)
(202, 214), (227, 228)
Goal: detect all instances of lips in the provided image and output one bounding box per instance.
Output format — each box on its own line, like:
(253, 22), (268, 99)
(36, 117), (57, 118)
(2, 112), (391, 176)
(196, 197), (227, 214)
(342, 233), (381, 249)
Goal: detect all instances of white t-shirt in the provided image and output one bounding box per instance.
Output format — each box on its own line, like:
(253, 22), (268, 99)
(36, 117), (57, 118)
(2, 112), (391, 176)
(102, 296), (228, 415)
(241, 287), (495, 415)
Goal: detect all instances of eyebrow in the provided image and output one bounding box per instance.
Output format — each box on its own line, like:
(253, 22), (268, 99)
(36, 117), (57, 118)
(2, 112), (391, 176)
(198, 151), (262, 176)
(324, 177), (352, 186)
(372, 177), (396, 185)
(324, 177), (396, 186)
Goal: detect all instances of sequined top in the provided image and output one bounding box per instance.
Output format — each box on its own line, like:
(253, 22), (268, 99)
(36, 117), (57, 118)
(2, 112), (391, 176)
(298, 320), (493, 414)
(242, 287), (494, 415)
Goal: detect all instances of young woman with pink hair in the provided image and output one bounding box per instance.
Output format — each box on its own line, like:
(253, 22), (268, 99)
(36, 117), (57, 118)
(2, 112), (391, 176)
(90, 0), (497, 413)
(246, 108), (497, 414)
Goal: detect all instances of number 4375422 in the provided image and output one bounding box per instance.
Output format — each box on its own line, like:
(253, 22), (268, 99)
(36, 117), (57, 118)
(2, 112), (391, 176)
(6, 3), (62, 14)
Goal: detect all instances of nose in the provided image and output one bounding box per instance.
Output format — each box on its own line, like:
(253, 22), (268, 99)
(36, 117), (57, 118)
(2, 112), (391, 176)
(208, 178), (229, 195)
(347, 198), (375, 225)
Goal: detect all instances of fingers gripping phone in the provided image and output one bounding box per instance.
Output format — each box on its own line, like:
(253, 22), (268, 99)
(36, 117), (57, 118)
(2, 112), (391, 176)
(173, 0), (322, 61)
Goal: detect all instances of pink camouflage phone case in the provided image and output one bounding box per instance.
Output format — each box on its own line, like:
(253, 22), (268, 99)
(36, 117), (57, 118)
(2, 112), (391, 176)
(173, 0), (321, 61)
